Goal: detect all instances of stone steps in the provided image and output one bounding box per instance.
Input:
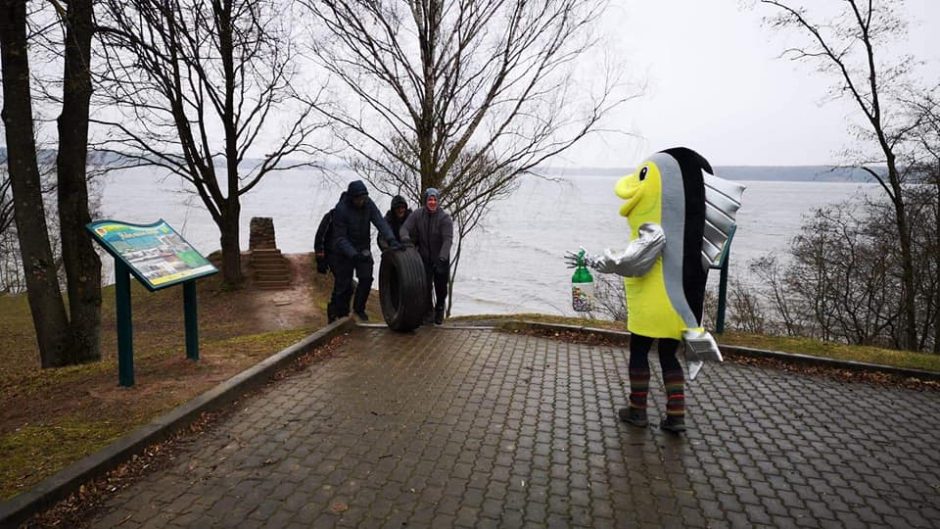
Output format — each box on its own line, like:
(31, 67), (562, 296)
(249, 249), (290, 290)
(248, 217), (290, 290)
(256, 279), (291, 290)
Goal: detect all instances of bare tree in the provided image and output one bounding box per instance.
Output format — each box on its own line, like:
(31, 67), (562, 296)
(588, 272), (626, 322)
(0, 165), (11, 235)
(749, 255), (811, 337)
(0, 0), (106, 365)
(727, 280), (766, 335)
(51, 0), (102, 362)
(899, 87), (940, 351)
(304, 0), (629, 312)
(0, 164), (23, 293)
(746, 197), (940, 349)
(0, 0), (71, 366)
(761, 0), (924, 349)
(95, 0), (322, 284)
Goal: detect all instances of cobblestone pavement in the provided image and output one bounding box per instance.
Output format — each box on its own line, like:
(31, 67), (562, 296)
(87, 327), (940, 529)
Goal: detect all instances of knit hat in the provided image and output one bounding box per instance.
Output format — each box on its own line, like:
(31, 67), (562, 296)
(347, 180), (369, 197)
(391, 195), (407, 209)
(424, 188), (440, 201)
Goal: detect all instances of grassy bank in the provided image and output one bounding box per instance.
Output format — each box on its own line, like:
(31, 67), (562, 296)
(0, 257), (343, 500)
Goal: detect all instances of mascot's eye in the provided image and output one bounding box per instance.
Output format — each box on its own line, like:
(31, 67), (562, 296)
(639, 167), (648, 181)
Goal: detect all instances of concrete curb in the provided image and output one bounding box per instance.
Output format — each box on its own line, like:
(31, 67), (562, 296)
(498, 320), (631, 345)
(357, 322), (497, 331)
(499, 320), (940, 382)
(0, 318), (356, 529)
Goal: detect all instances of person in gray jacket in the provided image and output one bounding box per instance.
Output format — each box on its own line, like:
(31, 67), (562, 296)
(400, 188), (453, 325)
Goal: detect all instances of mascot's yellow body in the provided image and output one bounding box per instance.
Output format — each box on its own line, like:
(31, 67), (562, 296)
(575, 147), (745, 378)
(613, 148), (720, 340)
(570, 147), (744, 431)
(615, 158), (698, 339)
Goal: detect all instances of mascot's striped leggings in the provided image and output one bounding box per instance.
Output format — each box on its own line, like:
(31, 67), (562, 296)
(628, 334), (685, 418)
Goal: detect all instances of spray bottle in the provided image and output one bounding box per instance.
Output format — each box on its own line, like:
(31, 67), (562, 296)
(571, 249), (594, 312)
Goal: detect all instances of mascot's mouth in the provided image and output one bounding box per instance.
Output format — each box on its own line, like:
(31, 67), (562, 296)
(615, 174), (641, 217)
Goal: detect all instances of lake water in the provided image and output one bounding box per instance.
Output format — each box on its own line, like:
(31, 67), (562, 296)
(99, 168), (879, 316)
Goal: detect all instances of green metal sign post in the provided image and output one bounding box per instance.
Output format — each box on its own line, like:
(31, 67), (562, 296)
(87, 219), (217, 387)
(184, 280), (199, 361)
(712, 225), (736, 335)
(115, 260), (135, 387)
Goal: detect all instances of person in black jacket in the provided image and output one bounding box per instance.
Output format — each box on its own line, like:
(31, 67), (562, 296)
(328, 180), (400, 322)
(314, 209), (334, 274)
(378, 195), (411, 250)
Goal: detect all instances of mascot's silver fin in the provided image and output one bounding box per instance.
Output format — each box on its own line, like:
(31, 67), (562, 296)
(683, 329), (723, 381)
(702, 172), (746, 268)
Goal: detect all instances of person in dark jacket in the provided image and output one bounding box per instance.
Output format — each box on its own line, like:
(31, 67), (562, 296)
(400, 187), (453, 325)
(378, 195), (411, 250)
(314, 209), (334, 274)
(328, 180), (400, 322)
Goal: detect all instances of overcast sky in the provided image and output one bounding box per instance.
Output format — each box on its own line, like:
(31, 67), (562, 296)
(559, 0), (940, 168)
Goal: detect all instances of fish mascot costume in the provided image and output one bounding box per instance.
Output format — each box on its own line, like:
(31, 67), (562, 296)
(567, 147), (744, 433)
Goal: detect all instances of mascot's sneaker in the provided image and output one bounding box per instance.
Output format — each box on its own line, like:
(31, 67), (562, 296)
(660, 415), (686, 434)
(618, 407), (648, 427)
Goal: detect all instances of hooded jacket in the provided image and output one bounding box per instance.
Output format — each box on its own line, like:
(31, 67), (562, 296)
(330, 189), (396, 259)
(379, 195), (411, 248)
(400, 204), (453, 263)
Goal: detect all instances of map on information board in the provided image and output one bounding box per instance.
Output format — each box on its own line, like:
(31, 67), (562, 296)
(87, 219), (217, 291)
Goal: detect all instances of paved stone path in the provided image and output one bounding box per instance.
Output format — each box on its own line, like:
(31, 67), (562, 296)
(88, 326), (940, 528)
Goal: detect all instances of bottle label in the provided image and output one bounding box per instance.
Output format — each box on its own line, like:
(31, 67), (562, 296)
(572, 282), (594, 312)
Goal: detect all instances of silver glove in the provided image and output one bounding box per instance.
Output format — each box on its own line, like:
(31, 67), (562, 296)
(587, 223), (665, 277)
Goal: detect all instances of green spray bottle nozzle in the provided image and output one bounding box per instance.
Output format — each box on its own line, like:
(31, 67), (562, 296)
(571, 249), (593, 284)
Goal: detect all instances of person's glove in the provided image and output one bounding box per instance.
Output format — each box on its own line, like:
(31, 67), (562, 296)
(388, 240), (403, 251)
(353, 249), (372, 263)
(315, 252), (328, 274)
(564, 248), (592, 269)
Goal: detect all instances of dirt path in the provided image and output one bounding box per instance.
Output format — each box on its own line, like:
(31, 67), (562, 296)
(246, 253), (323, 331)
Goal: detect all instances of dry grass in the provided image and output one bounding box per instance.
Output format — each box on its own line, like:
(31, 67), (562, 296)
(718, 331), (940, 373)
(0, 253), (357, 500)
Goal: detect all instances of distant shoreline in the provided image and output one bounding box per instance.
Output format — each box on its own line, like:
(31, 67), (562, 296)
(94, 159), (885, 184)
(533, 165), (884, 182)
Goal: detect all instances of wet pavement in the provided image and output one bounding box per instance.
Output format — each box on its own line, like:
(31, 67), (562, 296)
(87, 326), (940, 528)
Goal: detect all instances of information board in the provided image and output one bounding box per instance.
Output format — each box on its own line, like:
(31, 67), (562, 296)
(87, 219), (217, 291)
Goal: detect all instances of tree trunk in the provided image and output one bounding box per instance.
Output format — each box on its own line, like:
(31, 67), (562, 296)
(934, 167), (940, 353)
(56, 0), (101, 364)
(0, 0), (71, 367)
(218, 202), (242, 284)
(888, 165), (918, 351)
(215, 0), (242, 286)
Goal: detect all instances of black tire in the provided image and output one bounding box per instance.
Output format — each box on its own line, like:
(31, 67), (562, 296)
(379, 247), (429, 331)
